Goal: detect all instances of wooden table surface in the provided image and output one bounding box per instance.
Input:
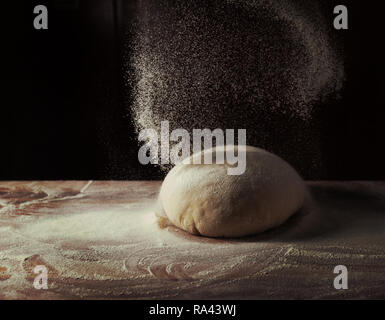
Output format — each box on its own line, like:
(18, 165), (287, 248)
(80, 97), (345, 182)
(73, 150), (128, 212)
(0, 181), (384, 299)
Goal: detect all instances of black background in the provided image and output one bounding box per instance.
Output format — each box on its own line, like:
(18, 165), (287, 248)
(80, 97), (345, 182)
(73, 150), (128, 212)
(8, 0), (385, 180)
(0, 300), (378, 319)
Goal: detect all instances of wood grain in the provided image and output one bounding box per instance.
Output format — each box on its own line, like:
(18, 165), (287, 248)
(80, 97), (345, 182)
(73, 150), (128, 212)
(0, 181), (384, 299)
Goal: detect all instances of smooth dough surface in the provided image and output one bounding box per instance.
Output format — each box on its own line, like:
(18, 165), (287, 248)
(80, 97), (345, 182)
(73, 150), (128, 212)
(156, 146), (306, 238)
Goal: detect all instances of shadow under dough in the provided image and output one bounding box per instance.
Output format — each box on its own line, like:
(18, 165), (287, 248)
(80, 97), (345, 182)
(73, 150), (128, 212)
(166, 182), (385, 244)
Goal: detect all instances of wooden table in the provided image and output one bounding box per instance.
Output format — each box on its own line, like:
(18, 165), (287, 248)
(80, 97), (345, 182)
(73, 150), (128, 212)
(0, 181), (384, 299)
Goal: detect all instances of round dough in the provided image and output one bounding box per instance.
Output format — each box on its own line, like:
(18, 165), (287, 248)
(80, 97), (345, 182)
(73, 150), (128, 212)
(156, 146), (306, 238)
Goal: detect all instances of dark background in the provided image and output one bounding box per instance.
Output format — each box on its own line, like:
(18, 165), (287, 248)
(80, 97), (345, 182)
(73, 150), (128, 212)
(7, 0), (385, 180)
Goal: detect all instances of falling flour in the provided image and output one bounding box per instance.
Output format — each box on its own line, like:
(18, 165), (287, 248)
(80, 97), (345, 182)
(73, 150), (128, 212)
(125, 0), (344, 176)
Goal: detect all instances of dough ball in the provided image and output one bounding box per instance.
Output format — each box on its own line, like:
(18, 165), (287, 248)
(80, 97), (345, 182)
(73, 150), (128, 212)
(156, 146), (306, 238)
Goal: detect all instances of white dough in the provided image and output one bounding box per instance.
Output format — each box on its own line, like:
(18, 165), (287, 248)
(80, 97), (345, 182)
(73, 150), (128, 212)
(156, 146), (306, 238)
